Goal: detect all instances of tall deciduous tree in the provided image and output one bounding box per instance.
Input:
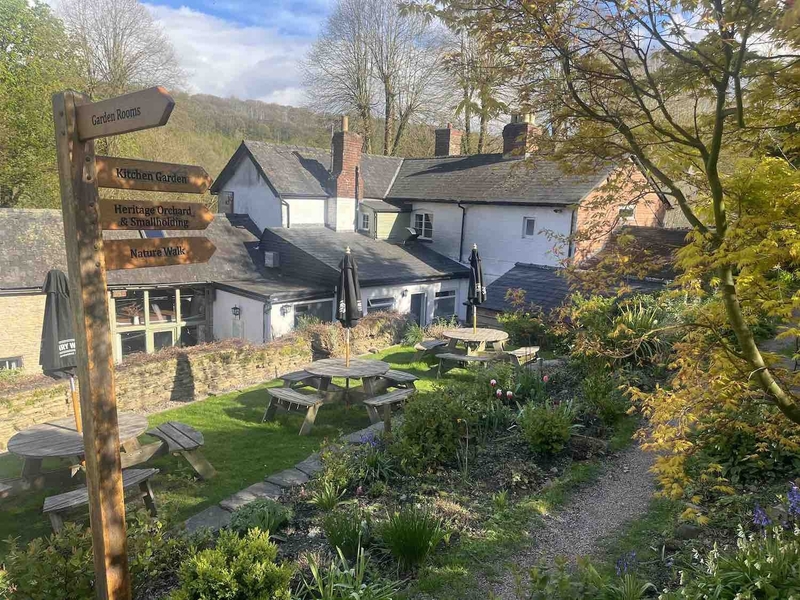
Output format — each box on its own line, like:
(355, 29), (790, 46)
(0, 0), (81, 207)
(413, 0), (800, 424)
(58, 0), (184, 98)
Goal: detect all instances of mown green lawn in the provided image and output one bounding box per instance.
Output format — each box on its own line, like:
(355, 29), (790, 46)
(0, 346), (447, 551)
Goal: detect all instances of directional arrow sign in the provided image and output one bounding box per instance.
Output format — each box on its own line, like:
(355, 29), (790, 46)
(76, 87), (175, 141)
(104, 237), (216, 270)
(100, 199), (214, 230)
(96, 156), (212, 194)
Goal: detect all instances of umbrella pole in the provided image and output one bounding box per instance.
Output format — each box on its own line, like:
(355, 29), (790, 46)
(345, 328), (350, 367)
(69, 375), (82, 433)
(472, 306), (477, 334)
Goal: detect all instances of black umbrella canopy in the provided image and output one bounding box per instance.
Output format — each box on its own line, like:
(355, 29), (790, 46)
(336, 247), (363, 329)
(468, 245), (486, 306)
(39, 269), (77, 379)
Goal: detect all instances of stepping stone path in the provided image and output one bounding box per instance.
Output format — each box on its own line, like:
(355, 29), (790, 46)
(184, 422), (386, 533)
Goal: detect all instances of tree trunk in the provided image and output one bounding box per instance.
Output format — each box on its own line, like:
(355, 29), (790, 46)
(383, 80), (394, 156)
(360, 107), (373, 154)
(478, 109), (488, 154)
(463, 89), (472, 154)
(718, 263), (800, 424)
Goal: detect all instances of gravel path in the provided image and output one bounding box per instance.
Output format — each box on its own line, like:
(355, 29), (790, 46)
(488, 445), (655, 599)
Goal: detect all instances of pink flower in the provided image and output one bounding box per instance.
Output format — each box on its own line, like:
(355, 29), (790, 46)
(490, 379), (497, 387)
(356, 485), (364, 496)
(496, 389), (503, 398)
(543, 375), (550, 383)
(506, 390), (513, 400)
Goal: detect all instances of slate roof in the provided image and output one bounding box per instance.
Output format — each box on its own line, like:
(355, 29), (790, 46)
(210, 141), (403, 200)
(482, 263), (667, 315)
(260, 227), (469, 287)
(386, 154), (611, 205)
(0, 209), (269, 292)
(361, 199), (408, 213)
(583, 226), (691, 279)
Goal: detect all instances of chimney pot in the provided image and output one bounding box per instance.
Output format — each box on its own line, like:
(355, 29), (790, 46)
(341, 115), (349, 132)
(503, 114), (540, 158)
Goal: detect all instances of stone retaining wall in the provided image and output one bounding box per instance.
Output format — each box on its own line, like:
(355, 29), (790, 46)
(0, 313), (407, 452)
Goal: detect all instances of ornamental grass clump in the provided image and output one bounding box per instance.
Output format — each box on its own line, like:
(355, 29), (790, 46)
(379, 506), (447, 571)
(518, 400), (575, 456)
(322, 507), (372, 561)
(295, 546), (401, 600)
(230, 498), (292, 537)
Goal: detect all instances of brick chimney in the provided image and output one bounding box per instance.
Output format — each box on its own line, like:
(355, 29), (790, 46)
(328, 115), (364, 231)
(502, 113), (539, 158)
(434, 123), (462, 157)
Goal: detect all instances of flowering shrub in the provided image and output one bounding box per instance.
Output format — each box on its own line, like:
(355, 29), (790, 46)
(518, 400), (575, 456)
(662, 525), (800, 599)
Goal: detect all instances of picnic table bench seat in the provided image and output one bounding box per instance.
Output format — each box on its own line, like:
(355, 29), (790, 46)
(371, 369), (419, 394)
(503, 346), (541, 367)
(436, 351), (497, 377)
(363, 388), (415, 432)
(264, 388), (325, 436)
(414, 339), (447, 360)
(43, 468), (158, 532)
(0, 482), (11, 498)
(146, 421), (217, 480)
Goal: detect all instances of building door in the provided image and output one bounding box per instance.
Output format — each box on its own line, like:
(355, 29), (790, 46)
(410, 293), (426, 327)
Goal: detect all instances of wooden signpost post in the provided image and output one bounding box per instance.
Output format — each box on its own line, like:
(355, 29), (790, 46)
(52, 86), (214, 600)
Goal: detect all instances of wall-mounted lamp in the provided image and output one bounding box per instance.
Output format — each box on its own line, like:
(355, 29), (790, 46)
(553, 208), (563, 214)
(401, 289), (409, 298)
(280, 305), (291, 316)
(231, 305), (241, 319)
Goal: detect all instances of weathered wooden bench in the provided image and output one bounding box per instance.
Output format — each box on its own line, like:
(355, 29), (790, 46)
(503, 346), (540, 368)
(0, 481), (12, 499)
(436, 352), (496, 377)
(146, 421), (217, 480)
(279, 369), (322, 389)
(414, 339), (447, 360)
(371, 369), (419, 394)
(43, 468), (159, 532)
(264, 388), (325, 435)
(363, 388), (415, 433)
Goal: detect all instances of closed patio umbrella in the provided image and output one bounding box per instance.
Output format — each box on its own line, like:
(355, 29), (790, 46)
(336, 247), (363, 367)
(468, 244), (486, 333)
(39, 270), (81, 431)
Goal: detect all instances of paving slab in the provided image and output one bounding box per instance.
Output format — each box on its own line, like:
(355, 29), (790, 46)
(184, 505), (231, 533)
(265, 467), (309, 488)
(220, 481), (283, 512)
(294, 453), (323, 477)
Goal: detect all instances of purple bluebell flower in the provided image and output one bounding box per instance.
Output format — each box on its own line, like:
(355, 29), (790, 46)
(788, 483), (800, 517)
(615, 551), (636, 577)
(753, 503), (771, 528)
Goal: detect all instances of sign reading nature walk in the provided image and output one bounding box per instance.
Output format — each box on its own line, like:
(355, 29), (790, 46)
(100, 199), (214, 230)
(75, 87), (175, 141)
(96, 156), (212, 194)
(104, 237), (217, 270)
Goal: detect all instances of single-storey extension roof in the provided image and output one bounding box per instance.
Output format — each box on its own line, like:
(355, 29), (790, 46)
(583, 226), (691, 280)
(386, 154), (612, 206)
(0, 209), (268, 292)
(260, 227), (469, 288)
(210, 141), (403, 200)
(361, 199), (408, 213)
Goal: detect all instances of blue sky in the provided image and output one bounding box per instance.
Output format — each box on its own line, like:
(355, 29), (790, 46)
(144, 0), (334, 105)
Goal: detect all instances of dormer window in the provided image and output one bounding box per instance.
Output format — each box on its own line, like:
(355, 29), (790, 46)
(360, 211), (370, 231)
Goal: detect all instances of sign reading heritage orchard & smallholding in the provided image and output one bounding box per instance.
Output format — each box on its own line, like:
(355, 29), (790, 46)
(99, 199), (214, 230)
(75, 87), (175, 141)
(95, 156), (212, 194)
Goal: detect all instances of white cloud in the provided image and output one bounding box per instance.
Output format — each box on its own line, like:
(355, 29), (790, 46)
(145, 4), (312, 106)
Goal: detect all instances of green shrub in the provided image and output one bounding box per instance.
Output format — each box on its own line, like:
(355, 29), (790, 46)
(317, 445), (353, 491)
(581, 371), (627, 427)
(230, 499), (292, 536)
(518, 400), (574, 455)
(295, 546), (401, 600)
(496, 294), (549, 347)
(401, 322), (425, 346)
(310, 481), (345, 512)
(663, 526), (800, 599)
(514, 367), (548, 403)
(170, 529), (293, 600)
(0, 569), (9, 599)
(394, 393), (465, 471)
(351, 441), (396, 486)
(379, 507), (447, 571)
(3, 513), (190, 600)
(527, 556), (655, 599)
(322, 508), (372, 560)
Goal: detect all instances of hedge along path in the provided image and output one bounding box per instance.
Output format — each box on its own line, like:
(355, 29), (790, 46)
(488, 445), (655, 599)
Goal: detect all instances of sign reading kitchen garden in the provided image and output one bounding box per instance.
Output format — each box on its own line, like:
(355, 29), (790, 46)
(96, 156), (212, 194)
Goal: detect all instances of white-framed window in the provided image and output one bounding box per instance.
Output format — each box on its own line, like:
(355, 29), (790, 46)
(522, 217), (536, 238)
(618, 204), (635, 221)
(413, 212), (434, 240)
(360, 211), (370, 231)
(433, 290), (456, 319)
(0, 356), (23, 370)
(367, 297), (394, 313)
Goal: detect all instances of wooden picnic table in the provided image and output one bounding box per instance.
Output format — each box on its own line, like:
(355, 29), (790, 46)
(7, 413), (148, 481)
(442, 328), (509, 355)
(305, 358), (391, 398)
